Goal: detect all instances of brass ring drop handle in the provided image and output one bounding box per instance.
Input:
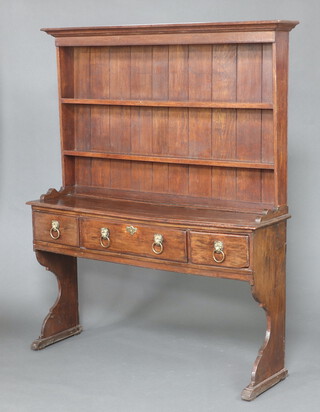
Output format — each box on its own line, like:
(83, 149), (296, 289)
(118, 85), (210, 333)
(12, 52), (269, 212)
(100, 227), (111, 248)
(152, 233), (164, 255)
(50, 220), (61, 240)
(213, 240), (225, 263)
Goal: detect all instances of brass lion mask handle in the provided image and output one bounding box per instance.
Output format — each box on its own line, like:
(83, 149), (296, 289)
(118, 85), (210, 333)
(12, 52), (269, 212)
(152, 233), (164, 255)
(213, 240), (225, 263)
(100, 227), (110, 248)
(50, 220), (60, 240)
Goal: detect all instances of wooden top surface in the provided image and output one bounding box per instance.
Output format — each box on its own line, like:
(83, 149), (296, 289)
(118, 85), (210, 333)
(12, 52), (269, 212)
(42, 20), (299, 37)
(28, 191), (289, 230)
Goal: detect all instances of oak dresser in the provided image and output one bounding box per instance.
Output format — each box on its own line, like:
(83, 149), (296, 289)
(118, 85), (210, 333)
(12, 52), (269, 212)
(27, 20), (298, 400)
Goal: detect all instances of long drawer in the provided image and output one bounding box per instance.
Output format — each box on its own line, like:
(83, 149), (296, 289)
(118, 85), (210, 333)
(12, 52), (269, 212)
(80, 218), (187, 262)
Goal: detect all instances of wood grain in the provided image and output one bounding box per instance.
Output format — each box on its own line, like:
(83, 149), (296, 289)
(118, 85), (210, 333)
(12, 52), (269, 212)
(189, 45), (212, 101)
(212, 45), (237, 102)
(242, 221), (287, 400)
(89, 47), (110, 98)
(57, 47), (75, 186)
(189, 231), (249, 268)
(33, 211), (79, 247)
(273, 32), (289, 206)
(61, 98), (272, 109)
(236, 45), (263, 202)
(54, 32), (276, 47)
(81, 218), (187, 262)
(211, 109), (237, 200)
(237, 44), (262, 103)
(31, 251), (81, 350)
(64, 151), (274, 169)
(43, 20), (298, 38)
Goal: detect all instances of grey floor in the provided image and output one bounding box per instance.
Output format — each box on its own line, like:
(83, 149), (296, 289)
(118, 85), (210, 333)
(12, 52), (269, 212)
(1, 259), (319, 412)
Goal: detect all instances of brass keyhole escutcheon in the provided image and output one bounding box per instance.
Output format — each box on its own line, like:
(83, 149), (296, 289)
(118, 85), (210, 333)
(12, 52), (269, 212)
(126, 225), (137, 236)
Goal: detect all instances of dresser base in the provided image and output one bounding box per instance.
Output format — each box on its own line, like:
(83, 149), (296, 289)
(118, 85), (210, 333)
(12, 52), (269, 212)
(241, 368), (288, 401)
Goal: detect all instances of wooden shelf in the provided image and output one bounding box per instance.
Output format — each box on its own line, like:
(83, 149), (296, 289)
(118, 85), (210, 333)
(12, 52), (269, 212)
(64, 150), (275, 170)
(61, 98), (273, 110)
(28, 189), (275, 226)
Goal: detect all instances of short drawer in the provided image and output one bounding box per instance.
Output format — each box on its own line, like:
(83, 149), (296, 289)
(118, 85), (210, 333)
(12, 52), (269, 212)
(189, 232), (249, 268)
(33, 211), (79, 247)
(81, 218), (187, 262)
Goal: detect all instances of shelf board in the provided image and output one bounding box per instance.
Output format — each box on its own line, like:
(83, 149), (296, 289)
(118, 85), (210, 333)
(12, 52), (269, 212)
(64, 150), (275, 170)
(61, 98), (273, 110)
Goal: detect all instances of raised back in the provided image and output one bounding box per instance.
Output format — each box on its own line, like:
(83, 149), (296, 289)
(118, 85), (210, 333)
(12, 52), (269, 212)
(42, 20), (298, 211)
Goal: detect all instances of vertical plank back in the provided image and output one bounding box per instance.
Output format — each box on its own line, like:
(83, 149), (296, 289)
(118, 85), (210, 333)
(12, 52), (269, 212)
(56, 31), (293, 208)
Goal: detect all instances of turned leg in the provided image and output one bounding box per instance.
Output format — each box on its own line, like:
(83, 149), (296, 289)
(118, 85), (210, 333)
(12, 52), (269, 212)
(31, 250), (82, 350)
(242, 222), (288, 401)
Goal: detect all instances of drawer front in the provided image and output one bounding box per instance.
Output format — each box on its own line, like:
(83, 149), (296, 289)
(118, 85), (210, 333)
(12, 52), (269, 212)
(189, 232), (249, 268)
(81, 219), (187, 262)
(33, 211), (79, 247)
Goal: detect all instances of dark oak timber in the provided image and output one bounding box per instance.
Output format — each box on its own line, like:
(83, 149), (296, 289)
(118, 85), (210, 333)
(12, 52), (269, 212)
(31, 251), (82, 350)
(63, 150), (275, 170)
(28, 20), (298, 400)
(60, 98), (273, 109)
(242, 221), (288, 400)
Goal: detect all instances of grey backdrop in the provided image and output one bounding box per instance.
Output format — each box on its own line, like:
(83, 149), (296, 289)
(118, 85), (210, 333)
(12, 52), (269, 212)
(1, 1), (319, 411)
